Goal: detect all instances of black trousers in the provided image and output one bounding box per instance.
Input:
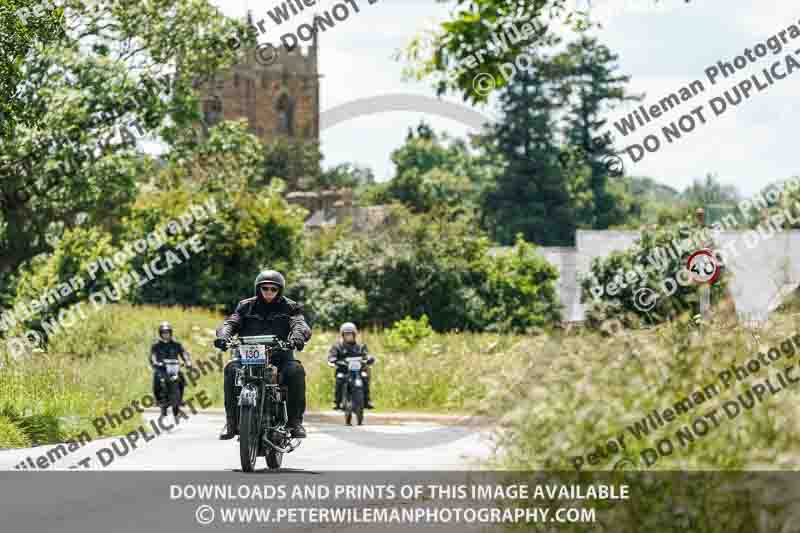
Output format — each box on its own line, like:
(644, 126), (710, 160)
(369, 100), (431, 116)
(224, 356), (306, 424)
(334, 369), (370, 405)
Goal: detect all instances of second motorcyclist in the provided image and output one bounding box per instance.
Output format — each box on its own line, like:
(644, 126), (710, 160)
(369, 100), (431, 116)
(150, 321), (193, 417)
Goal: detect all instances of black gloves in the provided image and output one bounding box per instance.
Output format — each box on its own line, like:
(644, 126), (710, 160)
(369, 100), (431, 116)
(214, 338), (229, 351)
(214, 336), (304, 351)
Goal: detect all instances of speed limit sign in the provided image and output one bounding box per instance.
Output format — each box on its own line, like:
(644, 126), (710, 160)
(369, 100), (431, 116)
(687, 249), (721, 285)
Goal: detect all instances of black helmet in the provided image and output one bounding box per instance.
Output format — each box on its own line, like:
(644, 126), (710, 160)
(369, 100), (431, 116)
(254, 270), (286, 297)
(158, 321), (172, 337)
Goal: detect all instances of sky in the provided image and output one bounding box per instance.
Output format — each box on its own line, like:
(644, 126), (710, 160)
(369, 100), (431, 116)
(207, 0), (800, 198)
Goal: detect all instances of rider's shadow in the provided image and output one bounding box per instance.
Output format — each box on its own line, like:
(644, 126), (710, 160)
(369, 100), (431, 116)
(230, 467), (321, 474)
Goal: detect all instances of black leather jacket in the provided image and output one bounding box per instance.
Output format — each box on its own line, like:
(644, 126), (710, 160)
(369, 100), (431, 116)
(328, 341), (370, 364)
(217, 295), (311, 360)
(150, 340), (191, 367)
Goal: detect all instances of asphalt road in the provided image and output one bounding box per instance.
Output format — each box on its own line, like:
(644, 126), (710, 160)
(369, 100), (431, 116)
(0, 414), (513, 533)
(0, 412), (494, 471)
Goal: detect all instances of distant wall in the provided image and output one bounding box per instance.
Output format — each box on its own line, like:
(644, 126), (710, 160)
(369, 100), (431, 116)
(286, 188), (392, 232)
(539, 229), (800, 323)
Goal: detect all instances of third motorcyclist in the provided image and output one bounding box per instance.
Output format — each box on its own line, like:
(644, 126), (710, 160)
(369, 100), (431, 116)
(327, 322), (375, 410)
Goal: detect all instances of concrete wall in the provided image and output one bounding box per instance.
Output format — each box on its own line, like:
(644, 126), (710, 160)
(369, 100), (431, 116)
(541, 229), (800, 323)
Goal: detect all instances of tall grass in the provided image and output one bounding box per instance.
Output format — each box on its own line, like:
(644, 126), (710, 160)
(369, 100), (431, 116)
(486, 308), (800, 471)
(0, 305), (224, 447)
(487, 306), (800, 532)
(0, 304), (527, 448)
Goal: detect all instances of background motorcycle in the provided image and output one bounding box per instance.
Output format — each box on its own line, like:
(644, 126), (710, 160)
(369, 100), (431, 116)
(330, 356), (375, 426)
(231, 335), (301, 472)
(156, 358), (184, 421)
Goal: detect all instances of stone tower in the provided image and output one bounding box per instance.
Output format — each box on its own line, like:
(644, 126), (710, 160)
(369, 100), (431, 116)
(196, 13), (320, 175)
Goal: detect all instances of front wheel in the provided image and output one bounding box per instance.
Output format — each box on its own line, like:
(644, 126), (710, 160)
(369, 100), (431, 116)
(167, 378), (181, 410)
(239, 404), (260, 472)
(344, 387), (352, 426)
(352, 388), (364, 426)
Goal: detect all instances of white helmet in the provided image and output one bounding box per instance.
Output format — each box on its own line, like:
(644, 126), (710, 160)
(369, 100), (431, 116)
(339, 322), (357, 336)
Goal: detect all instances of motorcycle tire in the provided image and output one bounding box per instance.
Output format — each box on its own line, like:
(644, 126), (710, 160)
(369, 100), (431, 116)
(344, 393), (352, 426)
(239, 404), (259, 472)
(167, 380), (179, 411)
(352, 388), (364, 426)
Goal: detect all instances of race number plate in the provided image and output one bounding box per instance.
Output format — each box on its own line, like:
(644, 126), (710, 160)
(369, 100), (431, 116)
(348, 359), (362, 371)
(240, 344), (267, 365)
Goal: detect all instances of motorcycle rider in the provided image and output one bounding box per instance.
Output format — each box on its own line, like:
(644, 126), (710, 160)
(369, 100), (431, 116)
(214, 270), (311, 440)
(150, 322), (193, 417)
(328, 322), (375, 410)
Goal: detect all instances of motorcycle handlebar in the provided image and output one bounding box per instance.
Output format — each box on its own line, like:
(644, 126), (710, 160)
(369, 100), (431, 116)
(221, 337), (291, 352)
(331, 357), (375, 367)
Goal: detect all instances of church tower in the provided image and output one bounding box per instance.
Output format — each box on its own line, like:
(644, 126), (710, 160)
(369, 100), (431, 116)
(197, 12), (321, 186)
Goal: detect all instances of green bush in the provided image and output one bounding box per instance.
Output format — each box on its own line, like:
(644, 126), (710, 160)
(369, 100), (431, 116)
(293, 208), (560, 333)
(478, 236), (561, 332)
(384, 315), (434, 352)
(580, 218), (727, 328)
(6, 225), (129, 340)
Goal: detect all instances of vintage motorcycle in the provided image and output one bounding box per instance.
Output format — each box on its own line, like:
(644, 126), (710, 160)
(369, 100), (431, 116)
(329, 355), (375, 426)
(231, 335), (302, 472)
(157, 358), (184, 419)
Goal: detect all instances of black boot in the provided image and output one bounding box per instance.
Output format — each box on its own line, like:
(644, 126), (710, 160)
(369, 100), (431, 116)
(219, 416), (238, 440)
(288, 420), (306, 439)
(160, 405), (168, 417)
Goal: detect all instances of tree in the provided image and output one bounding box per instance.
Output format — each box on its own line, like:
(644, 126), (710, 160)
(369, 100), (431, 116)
(319, 162), (375, 190)
(260, 137), (323, 190)
(556, 35), (642, 229)
(402, 0), (692, 103)
(0, 0), (67, 136)
(377, 122), (496, 213)
(480, 62), (575, 246)
(0, 0), (246, 278)
(680, 172), (741, 208)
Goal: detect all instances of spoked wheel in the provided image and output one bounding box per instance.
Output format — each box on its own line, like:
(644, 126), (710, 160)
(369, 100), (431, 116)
(168, 380), (181, 413)
(239, 404), (260, 472)
(352, 388), (364, 426)
(266, 448), (283, 469)
(344, 391), (353, 426)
